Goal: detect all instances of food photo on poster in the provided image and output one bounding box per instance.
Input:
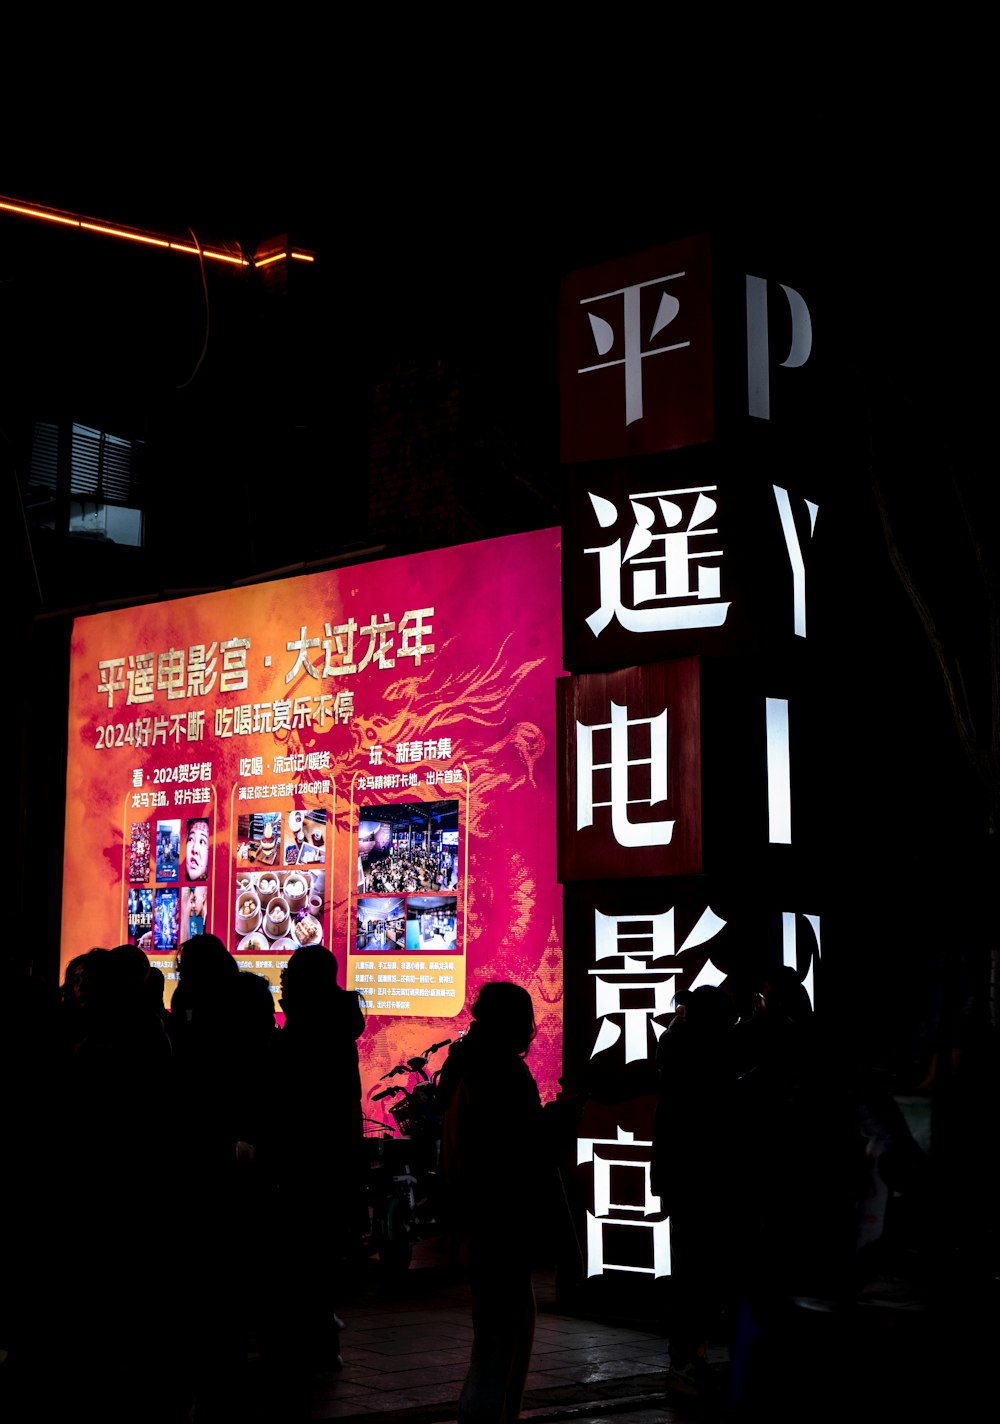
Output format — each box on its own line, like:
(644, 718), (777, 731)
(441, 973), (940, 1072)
(60, 528), (565, 1108)
(235, 861), (325, 953)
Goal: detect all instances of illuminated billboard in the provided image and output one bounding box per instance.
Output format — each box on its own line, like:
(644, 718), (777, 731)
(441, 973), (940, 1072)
(61, 528), (565, 1106)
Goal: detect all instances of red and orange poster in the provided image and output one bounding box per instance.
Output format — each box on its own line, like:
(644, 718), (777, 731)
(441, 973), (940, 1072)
(62, 529), (565, 1107)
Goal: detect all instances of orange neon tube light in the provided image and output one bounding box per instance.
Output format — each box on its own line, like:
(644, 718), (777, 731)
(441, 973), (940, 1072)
(0, 195), (316, 269)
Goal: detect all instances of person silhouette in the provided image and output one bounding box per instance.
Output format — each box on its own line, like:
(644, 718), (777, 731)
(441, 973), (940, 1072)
(439, 982), (554, 1424)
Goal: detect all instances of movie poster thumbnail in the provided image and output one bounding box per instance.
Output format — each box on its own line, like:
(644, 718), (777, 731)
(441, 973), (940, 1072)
(128, 822), (152, 884)
(180, 885), (208, 944)
(127, 887), (153, 948)
(234, 867), (325, 954)
(356, 896), (405, 952)
(153, 887), (180, 952)
(285, 807), (327, 866)
(155, 819), (181, 882)
(236, 812), (283, 867)
(183, 816), (210, 882)
(358, 800), (459, 895)
(406, 896), (459, 953)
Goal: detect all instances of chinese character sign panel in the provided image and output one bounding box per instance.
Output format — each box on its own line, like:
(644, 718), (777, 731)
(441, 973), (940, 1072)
(562, 465), (826, 672)
(561, 884), (823, 1280)
(560, 235), (714, 464)
(558, 660), (702, 880)
(62, 529), (565, 1106)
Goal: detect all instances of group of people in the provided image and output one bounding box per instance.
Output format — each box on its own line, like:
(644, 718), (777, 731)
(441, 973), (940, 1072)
(435, 971), (872, 1420)
(364, 845), (457, 895)
(650, 971), (869, 1406)
(4, 936), (367, 1422)
(3, 938), (878, 1424)
(2, 936), (558, 1424)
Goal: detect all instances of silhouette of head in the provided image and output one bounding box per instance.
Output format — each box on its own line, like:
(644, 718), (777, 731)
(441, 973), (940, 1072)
(684, 984), (736, 1033)
(762, 965), (812, 1022)
(176, 933), (238, 1001)
(470, 981), (535, 1056)
(280, 944), (339, 1016)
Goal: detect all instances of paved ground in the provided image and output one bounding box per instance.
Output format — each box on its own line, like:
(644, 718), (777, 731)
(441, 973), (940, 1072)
(312, 1261), (673, 1422)
(0, 1237), (983, 1422)
(308, 1241), (980, 1424)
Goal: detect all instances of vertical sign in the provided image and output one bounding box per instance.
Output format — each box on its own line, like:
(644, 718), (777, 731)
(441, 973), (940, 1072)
(561, 235), (715, 464)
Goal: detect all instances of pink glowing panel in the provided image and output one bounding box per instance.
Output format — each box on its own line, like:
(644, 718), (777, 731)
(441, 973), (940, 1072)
(62, 529), (565, 1107)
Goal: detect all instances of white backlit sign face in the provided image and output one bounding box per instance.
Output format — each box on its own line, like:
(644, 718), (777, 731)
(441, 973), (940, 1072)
(589, 905), (728, 1061)
(773, 485), (819, 638)
(563, 248), (826, 1300)
(585, 485), (730, 637)
(578, 1127), (671, 1279)
(576, 702), (671, 849)
(579, 271), (690, 428)
(573, 898), (821, 1278)
(766, 696), (792, 844)
(568, 478), (821, 666)
(746, 274), (814, 421)
(782, 911), (821, 1006)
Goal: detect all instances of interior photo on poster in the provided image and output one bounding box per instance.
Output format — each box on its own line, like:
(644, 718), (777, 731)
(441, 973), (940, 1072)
(356, 896), (405, 951)
(357, 800), (459, 895)
(405, 896), (458, 953)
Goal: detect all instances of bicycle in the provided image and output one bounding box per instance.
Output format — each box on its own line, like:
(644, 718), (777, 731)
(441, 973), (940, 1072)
(363, 1038), (451, 1275)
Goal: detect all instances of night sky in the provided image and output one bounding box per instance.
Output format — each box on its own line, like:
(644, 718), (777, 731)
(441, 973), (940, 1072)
(5, 68), (995, 1036)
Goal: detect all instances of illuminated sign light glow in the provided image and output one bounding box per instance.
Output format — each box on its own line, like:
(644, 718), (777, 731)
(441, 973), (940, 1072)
(746, 274), (814, 420)
(766, 696), (792, 844)
(61, 529), (564, 1108)
(577, 1126), (670, 1278)
(0, 194), (316, 269)
(773, 484), (819, 639)
(783, 910), (821, 1006)
(576, 704), (671, 847)
(578, 270), (691, 427)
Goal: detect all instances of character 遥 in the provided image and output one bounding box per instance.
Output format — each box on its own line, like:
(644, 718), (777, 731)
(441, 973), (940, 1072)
(585, 486), (730, 637)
